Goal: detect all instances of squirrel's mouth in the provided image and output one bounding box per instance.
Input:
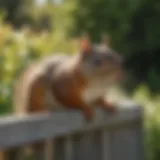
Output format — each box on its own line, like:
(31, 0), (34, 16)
(108, 64), (124, 80)
(112, 69), (124, 82)
(105, 68), (124, 82)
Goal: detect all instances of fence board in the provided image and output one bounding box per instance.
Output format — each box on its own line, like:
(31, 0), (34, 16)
(32, 141), (46, 160)
(64, 136), (74, 160)
(0, 101), (142, 150)
(135, 120), (145, 160)
(54, 136), (74, 160)
(112, 127), (138, 160)
(0, 101), (144, 160)
(101, 130), (112, 160)
(54, 137), (66, 160)
(72, 131), (102, 160)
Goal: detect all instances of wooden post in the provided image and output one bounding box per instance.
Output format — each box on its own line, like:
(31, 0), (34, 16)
(32, 141), (46, 160)
(5, 147), (24, 160)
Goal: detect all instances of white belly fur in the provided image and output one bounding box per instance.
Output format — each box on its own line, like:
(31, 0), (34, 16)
(82, 80), (109, 104)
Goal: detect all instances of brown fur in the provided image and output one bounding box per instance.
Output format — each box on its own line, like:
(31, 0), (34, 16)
(13, 35), (123, 118)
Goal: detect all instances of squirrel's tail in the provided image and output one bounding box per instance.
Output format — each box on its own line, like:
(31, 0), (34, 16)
(13, 64), (37, 115)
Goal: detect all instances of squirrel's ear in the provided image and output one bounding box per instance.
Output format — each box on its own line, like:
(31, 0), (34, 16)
(101, 34), (111, 47)
(80, 33), (92, 54)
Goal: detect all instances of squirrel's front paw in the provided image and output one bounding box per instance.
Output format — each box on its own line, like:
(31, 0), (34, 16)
(95, 97), (118, 114)
(83, 107), (95, 121)
(103, 103), (118, 113)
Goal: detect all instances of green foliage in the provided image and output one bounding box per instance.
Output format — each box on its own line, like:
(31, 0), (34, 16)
(133, 85), (160, 160)
(0, 19), (78, 114)
(147, 68), (160, 93)
(0, 0), (35, 26)
(67, 0), (160, 53)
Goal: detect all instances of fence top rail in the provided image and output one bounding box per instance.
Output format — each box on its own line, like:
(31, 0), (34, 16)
(0, 100), (143, 149)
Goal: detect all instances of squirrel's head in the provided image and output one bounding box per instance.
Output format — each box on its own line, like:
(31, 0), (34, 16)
(78, 34), (124, 84)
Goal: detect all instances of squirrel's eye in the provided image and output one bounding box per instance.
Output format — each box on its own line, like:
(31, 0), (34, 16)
(93, 58), (102, 66)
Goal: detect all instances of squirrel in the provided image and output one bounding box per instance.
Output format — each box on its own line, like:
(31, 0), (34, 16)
(13, 34), (123, 120)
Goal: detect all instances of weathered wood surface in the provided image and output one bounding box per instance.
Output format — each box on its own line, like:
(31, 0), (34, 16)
(0, 100), (143, 151)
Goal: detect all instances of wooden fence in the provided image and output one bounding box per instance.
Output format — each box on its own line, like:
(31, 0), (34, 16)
(0, 101), (144, 160)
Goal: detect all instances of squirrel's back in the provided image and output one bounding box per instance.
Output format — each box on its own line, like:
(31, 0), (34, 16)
(14, 54), (71, 114)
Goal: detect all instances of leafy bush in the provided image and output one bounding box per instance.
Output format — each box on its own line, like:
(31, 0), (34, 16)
(0, 20), (78, 114)
(133, 85), (160, 160)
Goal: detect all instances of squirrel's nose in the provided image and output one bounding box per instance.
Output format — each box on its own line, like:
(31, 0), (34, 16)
(116, 54), (123, 66)
(107, 52), (123, 66)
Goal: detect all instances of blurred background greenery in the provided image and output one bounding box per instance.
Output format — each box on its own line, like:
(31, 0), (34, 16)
(0, 0), (159, 159)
